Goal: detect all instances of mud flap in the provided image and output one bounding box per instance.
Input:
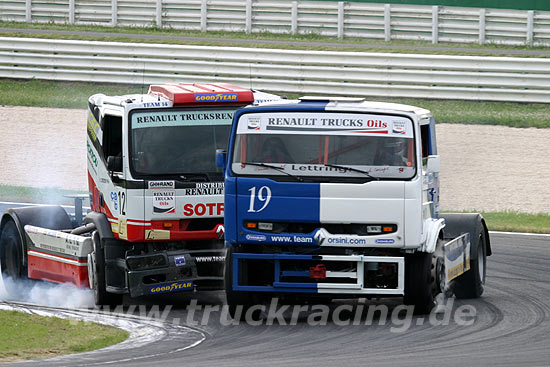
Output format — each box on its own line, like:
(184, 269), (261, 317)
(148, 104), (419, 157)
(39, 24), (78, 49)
(443, 233), (470, 284)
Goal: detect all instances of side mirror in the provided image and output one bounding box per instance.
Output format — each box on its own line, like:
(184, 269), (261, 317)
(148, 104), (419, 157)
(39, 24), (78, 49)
(426, 155), (440, 173)
(107, 155), (122, 172)
(216, 149), (227, 170)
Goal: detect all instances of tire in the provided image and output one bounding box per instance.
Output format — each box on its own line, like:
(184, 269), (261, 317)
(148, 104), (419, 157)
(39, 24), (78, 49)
(91, 232), (122, 307)
(452, 222), (487, 299)
(404, 251), (439, 314)
(224, 247), (258, 321)
(0, 220), (26, 280)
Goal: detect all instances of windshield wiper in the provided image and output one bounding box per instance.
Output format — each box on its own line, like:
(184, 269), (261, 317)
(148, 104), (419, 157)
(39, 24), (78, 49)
(242, 162), (303, 182)
(323, 163), (379, 181)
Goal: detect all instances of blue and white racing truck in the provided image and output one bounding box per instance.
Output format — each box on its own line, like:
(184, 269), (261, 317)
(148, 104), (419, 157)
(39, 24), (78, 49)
(217, 97), (491, 315)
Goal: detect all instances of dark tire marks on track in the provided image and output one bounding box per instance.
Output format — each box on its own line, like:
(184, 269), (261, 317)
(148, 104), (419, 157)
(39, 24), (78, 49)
(5, 232), (550, 367)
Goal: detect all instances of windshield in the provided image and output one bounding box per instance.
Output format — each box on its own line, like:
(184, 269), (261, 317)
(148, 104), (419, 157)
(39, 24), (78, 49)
(231, 112), (416, 180)
(130, 108), (234, 176)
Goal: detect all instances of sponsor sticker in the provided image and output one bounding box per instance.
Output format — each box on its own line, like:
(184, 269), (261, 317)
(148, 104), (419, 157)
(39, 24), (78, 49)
(149, 180), (175, 189)
(327, 237), (367, 245)
(149, 281), (193, 294)
(247, 117), (261, 130)
(174, 255), (186, 267)
(145, 229), (170, 240)
(110, 221), (119, 234)
(195, 93), (238, 102)
(110, 192), (119, 211)
(392, 121), (407, 134)
(118, 219), (128, 240)
(265, 117), (387, 133)
(183, 182), (224, 196)
(87, 111), (102, 142)
(132, 110), (234, 129)
(87, 141), (99, 168)
(153, 190), (175, 214)
(270, 235), (314, 244)
(245, 234), (267, 242)
(141, 101), (170, 108)
(183, 202), (224, 216)
(375, 239), (395, 244)
(237, 113), (413, 138)
(194, 256), (226, 263)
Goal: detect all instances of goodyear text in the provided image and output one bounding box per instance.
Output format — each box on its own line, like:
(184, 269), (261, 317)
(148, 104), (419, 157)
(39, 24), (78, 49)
(195, 93), (238, 102)
(149, 281), (193, 294)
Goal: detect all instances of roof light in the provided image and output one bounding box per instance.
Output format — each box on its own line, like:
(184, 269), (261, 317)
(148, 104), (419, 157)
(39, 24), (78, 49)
(148, 83), (254, 105)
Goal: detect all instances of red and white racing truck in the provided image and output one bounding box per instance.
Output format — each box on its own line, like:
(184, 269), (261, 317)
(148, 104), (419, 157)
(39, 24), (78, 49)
(0, 83), (278, 305)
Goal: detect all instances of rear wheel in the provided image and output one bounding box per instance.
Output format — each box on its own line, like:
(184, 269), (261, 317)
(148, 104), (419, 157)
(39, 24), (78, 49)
(0, 220), (26, 280)
(452, 225), (487, 299)
(91, 232), (122, 306)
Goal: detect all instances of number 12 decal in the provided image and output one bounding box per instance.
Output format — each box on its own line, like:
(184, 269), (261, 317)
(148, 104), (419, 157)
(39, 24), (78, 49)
(118, 190), (126, 215)
(248, 186), (271, 212)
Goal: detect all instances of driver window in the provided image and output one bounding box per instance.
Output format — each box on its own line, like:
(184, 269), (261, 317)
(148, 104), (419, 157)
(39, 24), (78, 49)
(102, 115), (123, 171)
(420, 124), (430, 167)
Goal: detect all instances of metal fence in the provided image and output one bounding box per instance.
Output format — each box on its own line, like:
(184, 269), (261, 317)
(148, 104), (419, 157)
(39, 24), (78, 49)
(1, 0), (550, 46)
(1, 37), (549, 103)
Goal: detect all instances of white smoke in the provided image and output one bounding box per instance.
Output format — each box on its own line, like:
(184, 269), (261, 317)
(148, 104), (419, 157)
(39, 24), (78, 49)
(0, 270), (8, 300)
(0, 272), (95, 309)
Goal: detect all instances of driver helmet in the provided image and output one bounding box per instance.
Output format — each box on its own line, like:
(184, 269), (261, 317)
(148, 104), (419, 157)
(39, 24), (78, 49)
(383, 138), (406, 154)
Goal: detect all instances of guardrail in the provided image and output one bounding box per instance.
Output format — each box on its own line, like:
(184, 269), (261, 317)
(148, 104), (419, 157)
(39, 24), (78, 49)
(1, 0), (550, 47)
(1, 37), (549, 102)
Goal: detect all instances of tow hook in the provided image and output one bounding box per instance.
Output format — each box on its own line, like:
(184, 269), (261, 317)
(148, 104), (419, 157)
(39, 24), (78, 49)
(309, 264), (327, 279)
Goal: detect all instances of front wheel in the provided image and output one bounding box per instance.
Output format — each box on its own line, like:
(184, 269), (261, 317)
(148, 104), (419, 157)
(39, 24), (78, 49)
(91, 232), (122, 307)
(224, 247), (258, 321)
(404, 250), (442, 314)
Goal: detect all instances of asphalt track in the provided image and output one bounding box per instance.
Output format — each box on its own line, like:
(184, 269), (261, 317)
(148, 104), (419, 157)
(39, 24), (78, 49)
(1, 201), (549, 367)
(1, 27), (549, 366)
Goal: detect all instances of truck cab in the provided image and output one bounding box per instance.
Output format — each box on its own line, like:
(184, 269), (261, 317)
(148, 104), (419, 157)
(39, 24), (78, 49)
(219, 97), (491, 315)
(0, 83), (280, 305)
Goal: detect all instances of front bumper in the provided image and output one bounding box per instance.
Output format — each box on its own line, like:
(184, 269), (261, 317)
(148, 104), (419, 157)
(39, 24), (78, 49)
(231, 252), (405, 296)
(105, 245), (226, 298)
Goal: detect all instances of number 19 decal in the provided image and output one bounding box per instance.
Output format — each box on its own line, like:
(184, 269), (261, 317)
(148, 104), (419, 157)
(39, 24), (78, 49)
(248, 186), (271, 212)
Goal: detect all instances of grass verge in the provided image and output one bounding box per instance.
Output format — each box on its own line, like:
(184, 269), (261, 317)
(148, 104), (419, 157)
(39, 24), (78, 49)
(0, 310), (128, 362)
(377, 98), (550, 128)
(478, 211), (550, 234)
(0, 184), (87, 206)
(1, 79), (550, 128)
(0, 78), (143, 109)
